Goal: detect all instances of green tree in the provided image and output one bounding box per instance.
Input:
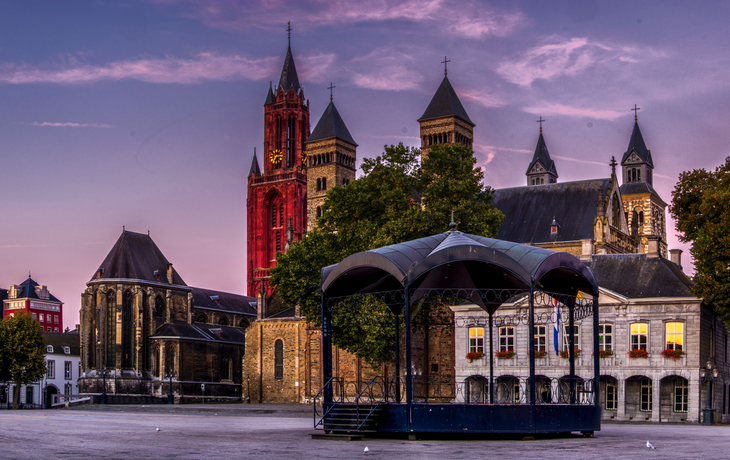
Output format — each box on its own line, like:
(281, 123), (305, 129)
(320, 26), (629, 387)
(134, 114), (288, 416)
(270, 143), (503, 365)
(670, 156), (730, 325)
(0, 312), (47, 409)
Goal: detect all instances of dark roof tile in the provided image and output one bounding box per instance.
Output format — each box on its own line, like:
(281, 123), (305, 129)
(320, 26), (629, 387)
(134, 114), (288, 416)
(190, 287), (257, 316)
(587, 254), (693, 298)
(277, 46), (300, 93)
(621, 121), (653, 168)
(526, 132), (557, 177)
(418, 76), (474, 126)
(306, 100), (357, 146)
(43, 331), (80, 355)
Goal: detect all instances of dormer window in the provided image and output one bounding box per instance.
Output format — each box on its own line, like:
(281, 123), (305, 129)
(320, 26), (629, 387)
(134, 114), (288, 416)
(96, 267), (105, 278)
(47, 345), (54, 353)
(154, 269), (160, 281)
(210, 295), (220, 305)
(550, 217), (560, 236)
(63, 346), (70, 355)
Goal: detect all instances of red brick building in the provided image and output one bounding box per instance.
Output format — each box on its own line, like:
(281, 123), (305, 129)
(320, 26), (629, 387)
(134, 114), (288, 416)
(3, 277), (63, 332)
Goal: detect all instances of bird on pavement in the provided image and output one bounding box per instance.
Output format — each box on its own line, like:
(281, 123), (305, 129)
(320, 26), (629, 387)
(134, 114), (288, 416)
(646, 441), (655, 450)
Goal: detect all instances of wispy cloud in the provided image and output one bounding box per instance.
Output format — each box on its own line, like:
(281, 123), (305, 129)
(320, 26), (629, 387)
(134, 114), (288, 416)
(298, 53), (336, 83)
(154, 0), (525, 39)
(496, 37), (666, 86)
(347, 46), (423, 91)
(523, 102), (624, 120)
(24, 122), (114, 128)
(0, 52), (280, 85)
(460, 90), (505, 108)
(552, 155), (607, 167)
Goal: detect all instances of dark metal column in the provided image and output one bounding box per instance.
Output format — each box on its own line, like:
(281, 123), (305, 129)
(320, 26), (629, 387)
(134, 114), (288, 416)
(404, 286), (412, 432)
(593, 295), (600, 408)
(394, 309), (400, 403)
(528, 285), (536, 431)
(568, 297), (575, 404)
(321, 295), (333, 404)
(489, 312), (494, 404)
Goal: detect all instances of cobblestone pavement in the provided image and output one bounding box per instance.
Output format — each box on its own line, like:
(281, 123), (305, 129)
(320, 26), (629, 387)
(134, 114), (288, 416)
(1, 404), (728, 459)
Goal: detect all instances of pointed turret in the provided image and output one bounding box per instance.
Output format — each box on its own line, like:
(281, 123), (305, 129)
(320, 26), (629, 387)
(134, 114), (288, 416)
(622, 120), (653, 168)
(264, 81), (275, 105)
(526, 132), (558, 185)
(418, 75), (474, 159)
(248, 149), (261, 178)
(306, 101), (357, 146)
(277, 45), (301, 93)
(621, 119), (654, 186)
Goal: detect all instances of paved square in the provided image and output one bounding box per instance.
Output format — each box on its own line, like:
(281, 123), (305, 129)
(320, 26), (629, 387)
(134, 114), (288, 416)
(1, 405), (728, 459)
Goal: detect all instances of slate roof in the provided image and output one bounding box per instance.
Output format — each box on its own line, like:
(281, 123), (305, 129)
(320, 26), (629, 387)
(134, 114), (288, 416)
(621, 121), (653, 168)
(264, 82), (275, 105)
(586, 254), (693, 298)
(248, 150), (261, 178)
(418, 76), (474, 126)
(190, 287), (257, 316)
(492, 179), (610, 244)
(8, 277), (61, 302)
(91, 230), (186, 285)
(44, 331), (80, 356)
(277, 45), (301, 93)
(151, 321), (246, 344)
(526, 132), (558, 177)
(306, 100), (358, 146)
(619, 181), (666, 205)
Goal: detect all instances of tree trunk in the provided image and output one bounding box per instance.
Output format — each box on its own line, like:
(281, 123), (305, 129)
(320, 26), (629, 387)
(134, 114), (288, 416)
(13, 384), (19, 410)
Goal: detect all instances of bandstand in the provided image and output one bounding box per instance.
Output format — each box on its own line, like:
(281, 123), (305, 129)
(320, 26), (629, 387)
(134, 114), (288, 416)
(313, 228), (601, 436)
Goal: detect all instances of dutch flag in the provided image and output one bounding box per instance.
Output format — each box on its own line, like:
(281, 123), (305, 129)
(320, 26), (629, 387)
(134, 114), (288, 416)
(553, 298), (560, 356)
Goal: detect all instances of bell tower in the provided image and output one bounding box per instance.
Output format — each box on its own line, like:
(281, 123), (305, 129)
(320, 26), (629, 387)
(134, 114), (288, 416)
(247, 24), (310, 297)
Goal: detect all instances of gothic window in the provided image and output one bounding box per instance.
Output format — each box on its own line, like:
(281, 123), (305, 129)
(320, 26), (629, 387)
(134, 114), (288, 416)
(274, 339), (284, 379)
(153, 346), (160, 377)
(322, 177), (327, 190)
(638, 211), (644, 227)
(611, 192), (621, 227)
(316, 207), (322, 218)
(276, 230), (281, 252)
(316, 179), (321, 191)
(106, 291), (116, 368)
(221, 353), (231, 381)
(165, 345), (175, 377)
(637, 169), (641, 181)
(218, 316), (229, 326)
(155, 296), (165, 318)
(275, 117), (282, 162)
(122, 290), (133, 369)
(239, 319), (249, 329)
(631, 210), (639, 237)
(279, 203), (283, 227)
(196, 314), (207, 323)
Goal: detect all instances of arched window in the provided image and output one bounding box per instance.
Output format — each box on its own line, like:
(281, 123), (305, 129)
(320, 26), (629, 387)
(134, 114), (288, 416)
(631, 210), (639, 237)
(165, 345), (175, 377)
(239, 319), (249, 329)
(611, 192), (621, 227)
(316, 178), (321, 191)
(218, 316), (229, 326)
(196, 313), (207, 323)
(155, 296), (165, 318)
(316, 207), (322, 218)
(638, 211), (644, 227)
(274, 339), (284, 379)
(122, 290), (133, 369)
(152, 346), (160, 377)
(637, 169), (641, 181)
(106, 291), (116, 368)
(322, 177), (327, 190)
(269, 196), (283, 261)
(221, 353), (231, 381)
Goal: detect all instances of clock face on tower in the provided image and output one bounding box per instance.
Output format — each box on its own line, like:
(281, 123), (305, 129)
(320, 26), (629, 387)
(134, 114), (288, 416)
(301, 150), (307, 166)
(270, 149), (283, 165)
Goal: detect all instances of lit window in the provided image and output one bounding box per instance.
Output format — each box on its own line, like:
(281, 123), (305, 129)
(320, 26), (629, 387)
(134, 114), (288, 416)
(533, 325), (546, 352)
(666, 322), (683, 351)
(599, 324), (613, 351)
(468, 327), (484, 353)
(499, 327), (514, 352)
(674, 378), (688, 412)
(640, 378), (652, 411)
(631, 323), (648, 351)
(562, 324), (580, 352)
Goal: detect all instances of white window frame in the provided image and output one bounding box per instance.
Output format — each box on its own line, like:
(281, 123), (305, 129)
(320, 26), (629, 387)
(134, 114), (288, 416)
(640, 378), (652, 412)
(630, 323), (648, 351)
(47, 360), (55, 379)
(468, 327), (484, 353)
(533, 325), (546, 352)
(674, 378), (688, 412)
(605, 380), (617, 410)
(562, 324), (580, 352)
(666, 322), (683, 351)
(64, 361), (72, 380)
(599, 323), (613, 351)
(499, 327), (514, 352)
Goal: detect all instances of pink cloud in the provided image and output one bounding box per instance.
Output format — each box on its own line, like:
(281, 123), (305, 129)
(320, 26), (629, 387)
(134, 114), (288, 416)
(0, 52), (280, 85)
(496, 37), (666, 86)
(152, 0), (525, 38)
(347, 47), (423, 91)
(460, 90), (505, 108)
(25, 122), (114, 128)
(523, 102), (624, 121)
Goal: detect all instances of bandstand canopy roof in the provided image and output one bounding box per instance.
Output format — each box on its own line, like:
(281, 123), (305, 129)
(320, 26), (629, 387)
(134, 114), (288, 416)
(320, 230), (598, 312)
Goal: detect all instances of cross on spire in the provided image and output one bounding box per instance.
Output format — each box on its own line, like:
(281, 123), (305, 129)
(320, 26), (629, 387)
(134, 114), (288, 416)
(537, 116), (545, 133)
(328, 82), (335, 101)
(610, 156), (617, 175)
(286, 21), (292, 46)
(631, 104), (640, 121)
(441, 56), (451, 76)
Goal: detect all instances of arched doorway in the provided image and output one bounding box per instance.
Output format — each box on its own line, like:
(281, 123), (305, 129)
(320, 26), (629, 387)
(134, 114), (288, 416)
(660, 375), (689, 423)
(464, 375), (488, 404)
(46, 385), (58, 409)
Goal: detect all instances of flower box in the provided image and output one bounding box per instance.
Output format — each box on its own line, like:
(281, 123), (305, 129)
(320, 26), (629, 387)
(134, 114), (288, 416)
(599, 349), (613, 358)
(495, 350), (515, 359)
(661, 348), (684, 360)
(628, 348), (649, 359)
(560, 349), (581, 358)
(534, 350), (547, 359)
(466, 351), (484, 363)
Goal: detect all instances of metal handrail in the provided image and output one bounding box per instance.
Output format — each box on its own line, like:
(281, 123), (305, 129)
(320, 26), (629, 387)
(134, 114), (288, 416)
(354, 376), (387, 430)
(313, 377), (340, 429)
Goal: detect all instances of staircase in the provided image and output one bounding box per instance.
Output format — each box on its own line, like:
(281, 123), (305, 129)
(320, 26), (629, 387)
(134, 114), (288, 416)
(320, 403), (383, 433)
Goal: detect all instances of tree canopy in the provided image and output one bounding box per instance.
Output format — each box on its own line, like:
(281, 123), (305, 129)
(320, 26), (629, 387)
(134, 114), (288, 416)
(270, 143), (503, 365)
(670, 156), (730, 325)
(0, 311), (47, 409)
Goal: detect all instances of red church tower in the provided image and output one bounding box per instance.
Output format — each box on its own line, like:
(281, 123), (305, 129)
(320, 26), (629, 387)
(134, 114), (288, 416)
(247, 31), (310, 297)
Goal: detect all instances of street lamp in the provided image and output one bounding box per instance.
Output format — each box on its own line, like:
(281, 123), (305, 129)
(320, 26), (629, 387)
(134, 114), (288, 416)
(165, 369), (176, 404)
(700, 360), (719, 426)
(101, 366), (107, 405)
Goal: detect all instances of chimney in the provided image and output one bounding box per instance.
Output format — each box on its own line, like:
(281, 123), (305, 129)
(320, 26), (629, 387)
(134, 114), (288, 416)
(166, 263), (174, 284)
(580, 239), (594, 262)
(647, 235), (660, 258)
(669, 249), (683, 271)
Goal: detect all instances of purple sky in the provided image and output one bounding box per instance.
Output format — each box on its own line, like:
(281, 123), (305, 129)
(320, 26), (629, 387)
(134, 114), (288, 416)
(2, 1), (728, 327)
